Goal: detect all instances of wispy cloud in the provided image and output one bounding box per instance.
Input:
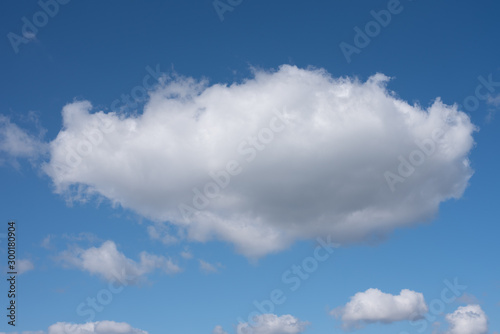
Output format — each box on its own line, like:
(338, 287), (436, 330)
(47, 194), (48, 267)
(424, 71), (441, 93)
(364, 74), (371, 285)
(0, 115), (47, 166)
(58, 240), (181, 283)
(17, 259), (34, 275)
(199, 259), (223, 273)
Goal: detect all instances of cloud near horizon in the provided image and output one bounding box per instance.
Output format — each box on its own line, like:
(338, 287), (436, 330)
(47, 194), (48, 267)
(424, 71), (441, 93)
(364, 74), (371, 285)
(332, 288), (428, 329)
(2, 65), (476, 257)
(0, 320), (147, 334)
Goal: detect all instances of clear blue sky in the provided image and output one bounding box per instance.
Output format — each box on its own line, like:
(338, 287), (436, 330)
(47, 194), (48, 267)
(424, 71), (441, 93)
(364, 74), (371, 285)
(0, 1), (499, 334)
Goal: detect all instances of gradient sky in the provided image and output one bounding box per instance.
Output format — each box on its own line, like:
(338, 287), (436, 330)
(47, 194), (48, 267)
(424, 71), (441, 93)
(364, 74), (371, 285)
(0, 1), (499, 334)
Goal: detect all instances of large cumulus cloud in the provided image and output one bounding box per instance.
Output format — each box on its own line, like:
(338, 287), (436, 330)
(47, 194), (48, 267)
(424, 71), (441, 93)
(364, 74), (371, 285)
(43, 65), (476, 257)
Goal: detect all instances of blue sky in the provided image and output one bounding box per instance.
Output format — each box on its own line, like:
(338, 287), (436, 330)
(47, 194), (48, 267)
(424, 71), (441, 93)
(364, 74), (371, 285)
(0, 1), (499, 334)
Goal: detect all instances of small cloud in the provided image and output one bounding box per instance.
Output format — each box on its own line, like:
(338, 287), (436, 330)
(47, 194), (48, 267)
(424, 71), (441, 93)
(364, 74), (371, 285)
(147, 224), (179, 245)
(445, 304), (488, 334)
(180, 250), (193, 259)
(62, 232), (100, 243)
(332, 288), (428, 329)
(47, 320), (147, 334)
(212, 325), (228, 334)
(57, 240), (181, 283)
(0, 321), (147, 334)
(17, 259), (34, 274)
(199, 260), (217, 273)
(456, 293), (479, 305)
(486, 94), (500, 122)
(236, 314), (308, 334)
(487, 94), (500, 107)
(199, 260), (223, 273)
(0, 115), (47, 166)
(41, 234), (53, 249)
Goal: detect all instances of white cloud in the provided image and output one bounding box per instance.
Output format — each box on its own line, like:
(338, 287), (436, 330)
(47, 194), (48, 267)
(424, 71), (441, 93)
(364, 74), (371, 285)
(237, 314), (308, 334)
(180, 250), (193, 259)
(41, 234), (53, 249)
(62, 232), (100, 243)
(199, 259), (222, 273)
(58, 240), (180, 283)
(0, 331), (44, 334)
(332, 288), (428, 329)
(0, 115), (46, 162)
(43, 65), (476, 257)
(199, 259), (217, 273)
(0, 321), (147, 334)
(212, 326), (228, 334)
(48, 321), (147, 334)
(147, 224), (179, 245)
(486, 94), (500, 121)
(456, 293), (480, 305)
(17, 259), (34, 274)
(445, 305), (488, 334)
(487, 94), (500, 107)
